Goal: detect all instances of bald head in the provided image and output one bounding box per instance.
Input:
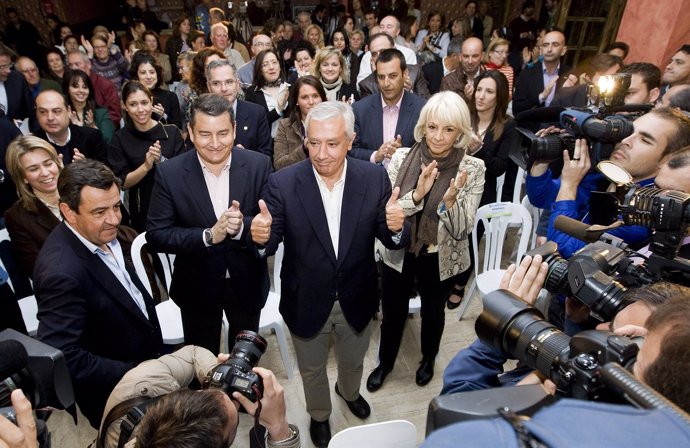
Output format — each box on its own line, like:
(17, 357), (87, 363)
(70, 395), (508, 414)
(461, 37), (484, 75)
(662, 84), (690, 110)
(15, 56), (40, 87)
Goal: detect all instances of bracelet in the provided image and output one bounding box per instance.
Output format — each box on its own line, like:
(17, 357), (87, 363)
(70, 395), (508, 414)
(267, 424), (299, 446)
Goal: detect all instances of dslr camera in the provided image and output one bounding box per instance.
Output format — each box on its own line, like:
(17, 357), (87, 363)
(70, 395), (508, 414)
(204, 330), (267, 402)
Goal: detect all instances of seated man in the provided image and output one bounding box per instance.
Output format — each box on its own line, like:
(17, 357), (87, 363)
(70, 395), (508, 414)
(34, 160), (163, 427)
(100, 346), (300, 448)
(526, 108), (690, 259)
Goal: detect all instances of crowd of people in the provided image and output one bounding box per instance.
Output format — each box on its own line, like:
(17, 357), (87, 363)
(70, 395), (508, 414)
(1, 0), (690, 447)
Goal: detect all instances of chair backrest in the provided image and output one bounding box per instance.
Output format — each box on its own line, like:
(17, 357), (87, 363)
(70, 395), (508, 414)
(130, 232), (175, 297)
(521, 195), (542, 250)
(272, 243), (284, 295)
(328, 419), (417, 448)
(495, 173), (505, 203)
(513, 167), (526, 204)
(472, 202), (533, 275)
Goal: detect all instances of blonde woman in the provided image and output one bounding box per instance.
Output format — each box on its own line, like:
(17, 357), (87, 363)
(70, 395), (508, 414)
(311, 46), (359, 103)
(304, 24), (325, 51)
(484, 37), (514, 97)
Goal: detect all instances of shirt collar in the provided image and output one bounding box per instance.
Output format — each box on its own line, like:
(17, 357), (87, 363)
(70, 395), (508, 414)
(65, 221), (118, 255)
(312, 158), (348, 189)
(381, 91), (404, 110)
(543, 63), (561, 76)
(45, 126), (71, 146)
(197, 151), (232, 175)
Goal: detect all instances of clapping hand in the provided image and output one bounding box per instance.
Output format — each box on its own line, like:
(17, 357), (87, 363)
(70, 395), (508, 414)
(441, 170), (467, 210)
(412, 160), (438, 204)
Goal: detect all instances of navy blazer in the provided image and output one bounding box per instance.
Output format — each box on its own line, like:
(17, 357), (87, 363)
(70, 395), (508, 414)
(146, 148), (271, 312)
(262, 158), (410, 338)
(350, 90), (426, 161)
(3, 70), (33, 121)
(33, 124), (108, 166)
(235, 100), (273, 157)
(512, 61), (572, 115)
(422, 59), (444, 95)
(33, 223), (163, 428)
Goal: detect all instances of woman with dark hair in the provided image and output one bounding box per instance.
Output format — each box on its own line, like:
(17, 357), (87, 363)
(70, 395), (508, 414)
(337, 13), (355, 33)
(245, 48), (290, 138)
(46, 15), (65, 47)
(63, 70), (116, 143)
(273, 75), (327, 170)
(311, 46), (359, 104)
(165, 16), (192, 82)
(130, 52), (182, 129)
(400, 16), (419, 51)
(330, 28), (361, 83)
(286, 42), (315, 84)
(45, 47), (66, 84)
(109, 81), (184, 231)
(142, 30), (172, 84)
(189, 47), (225, 96)
(415, 10), (450, 64)
(446, 70), (514, 310)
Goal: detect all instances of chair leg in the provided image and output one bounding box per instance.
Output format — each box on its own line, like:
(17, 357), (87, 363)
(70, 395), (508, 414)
(271, 323), (294, 380)
(457, 278), (477, 321)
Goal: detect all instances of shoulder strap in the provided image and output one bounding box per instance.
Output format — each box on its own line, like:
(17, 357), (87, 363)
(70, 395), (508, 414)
(98, 395), (154, 448)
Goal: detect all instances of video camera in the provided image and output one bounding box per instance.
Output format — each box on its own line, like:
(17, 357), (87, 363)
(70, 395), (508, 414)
(0, 329), (75, 423)
(510, 73), (654, 170)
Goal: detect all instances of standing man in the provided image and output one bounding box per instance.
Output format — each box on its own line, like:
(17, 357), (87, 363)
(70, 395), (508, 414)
(210, 23), (246, 73)
(351, 48), (426, 163)
(440, 37), (486, 101)
(237, 33), (273, 86)
(34, 160), (163, 428)
(206, 59), (273, 157)
(251, 101), (410, 447)
(147, 94), (271, 353)
(66, 51), (121, 126)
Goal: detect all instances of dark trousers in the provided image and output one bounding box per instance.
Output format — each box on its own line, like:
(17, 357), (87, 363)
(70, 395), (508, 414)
(180, 278), (261, 353)
(378, 252), (454, 368)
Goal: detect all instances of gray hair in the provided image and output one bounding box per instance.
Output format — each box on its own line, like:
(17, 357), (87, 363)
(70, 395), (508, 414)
(205, 58), (237, 81)
(210, 22), (228, 36)
(447, 37), (463, 56)
(305, 102), (355, 140)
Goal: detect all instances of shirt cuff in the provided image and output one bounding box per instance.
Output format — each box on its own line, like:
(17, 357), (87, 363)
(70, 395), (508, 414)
(231, 222), (244, 240)
(391, 230), (403, 244)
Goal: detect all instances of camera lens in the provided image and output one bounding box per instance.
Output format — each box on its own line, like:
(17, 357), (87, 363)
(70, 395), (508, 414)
(230, 330), (267, 369)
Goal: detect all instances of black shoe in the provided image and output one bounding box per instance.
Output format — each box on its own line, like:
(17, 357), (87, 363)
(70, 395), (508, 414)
(446, 286), (465, 310)
(366, 365), (392, 392)
(335, 383), (371, 419)
(416, 359), (434, 386)
(310, 418), (331, 447)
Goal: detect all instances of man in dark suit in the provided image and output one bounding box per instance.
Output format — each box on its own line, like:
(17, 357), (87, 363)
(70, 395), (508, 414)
(351, 48), (426, 163)
(0, 46), (32, 122)
(147, 94), (271, 353)
(33, 90), (108, 165)
(359, 33), (431, 100)
(513, 29), (571, 115)
(206, 58), (273, 157)
(423, 37), (462, 95)
(33, 160), (163, 428)
(251, 101), (410, 447)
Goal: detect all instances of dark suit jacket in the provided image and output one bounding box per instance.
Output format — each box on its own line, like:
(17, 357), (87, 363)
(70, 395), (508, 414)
(4, 198), (59, 277)
(146, 148), (271, 312)
(244, 87), (283, 126)
(34, 223), (163, 428)
(0, 117), (22, 216)
(422, 59), (444, 95)
(359, 65), (431, 99)
(551, 84), (589, 108)
(4, 70), (33, 121)
(262, 158), (410, 338)
(235, 100), (273, 157)
(33, 124), (108, 165)
(350, 90), (426, 161)
(512, 61), (572, 115)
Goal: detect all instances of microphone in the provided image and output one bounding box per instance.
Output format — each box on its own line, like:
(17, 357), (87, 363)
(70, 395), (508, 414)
(0, 340), (28, 380)
(554, 215), (613, 243)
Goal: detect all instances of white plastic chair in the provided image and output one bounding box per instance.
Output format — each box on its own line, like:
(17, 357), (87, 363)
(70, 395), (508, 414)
(261, 243), (295, 379)
(457, 202), (532, 320)
(513, 167), (527, 204)
(521, 195), (542, 250)
(0, 229), (39, 335)
(130, 232), (184, 345)
(328, 420), (417, 448)
(496, 173), (505, 202)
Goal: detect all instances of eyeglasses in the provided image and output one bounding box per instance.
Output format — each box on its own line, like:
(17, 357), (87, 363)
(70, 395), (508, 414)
(209, 79), (236, 88)
(0, 62), (14, 71)
(253, 41), (273, 48)
(492, 50), (508, 55)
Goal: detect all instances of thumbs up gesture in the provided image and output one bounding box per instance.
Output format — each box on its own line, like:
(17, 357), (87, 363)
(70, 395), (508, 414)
(226, 200), (244, 237)
(386, 186), (405, 232)
(251, 200), (273, 245)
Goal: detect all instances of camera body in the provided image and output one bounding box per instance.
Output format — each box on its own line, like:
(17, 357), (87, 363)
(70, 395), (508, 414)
(205, 330), (267, 402)
(476, 290), (640, 400)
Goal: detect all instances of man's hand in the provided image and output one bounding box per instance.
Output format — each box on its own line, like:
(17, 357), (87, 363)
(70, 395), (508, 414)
(385, 187), (404, 232)
(499, 254), (548, 306)
(556, 139), (590, 201)
(463, 81), (474, 100)
(529, 126), (565, 177)
(562, 74), (578, 88)
(226, 201), (243, 237)
(233, 367), (291, 442)
(72, 148), (86, 162)
(516, 371), (557, 395)
(538, 77), (558, 103)
(441, 170), (467, 210)
(250, 200), (272, 245)
(0, 389), (38, 448)
(374, 135), (402, 163)
(413, 160), (438, 203)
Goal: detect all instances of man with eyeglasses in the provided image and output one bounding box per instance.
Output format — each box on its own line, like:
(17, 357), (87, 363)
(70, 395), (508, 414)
(15, 56), (62, 100)
(237, 34), (273, 87)
(206, 59), (272, 157)
(0, 45), (32, 123)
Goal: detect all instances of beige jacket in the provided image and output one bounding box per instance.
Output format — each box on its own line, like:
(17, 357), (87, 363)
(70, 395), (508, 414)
(377, 147), (485, 281)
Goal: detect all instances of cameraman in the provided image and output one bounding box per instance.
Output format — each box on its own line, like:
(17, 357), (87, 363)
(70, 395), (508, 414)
(526, 107), (690, 258)
(99, 346), (299, 448)
(0, 390), (37, 448)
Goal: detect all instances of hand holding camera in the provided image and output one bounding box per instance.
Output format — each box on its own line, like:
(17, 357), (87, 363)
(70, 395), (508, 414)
(0, 390), (38, 448)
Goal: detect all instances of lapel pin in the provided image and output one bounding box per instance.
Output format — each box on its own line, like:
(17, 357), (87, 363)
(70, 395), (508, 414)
(243, 126), (248, 131)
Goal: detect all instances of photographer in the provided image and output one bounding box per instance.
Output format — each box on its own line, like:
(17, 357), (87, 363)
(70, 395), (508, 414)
(526, 107), (690, 259)
(99, 345), (299, 448)
(0, 390), (38, 448)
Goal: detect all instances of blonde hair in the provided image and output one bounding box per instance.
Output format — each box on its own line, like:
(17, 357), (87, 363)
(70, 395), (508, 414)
(311, 46), (349, 84)
(414, 91), (473, 149)
(304, 24), (325, 50)
(5, 136), (62, 212)
(484, 38), (510, 64)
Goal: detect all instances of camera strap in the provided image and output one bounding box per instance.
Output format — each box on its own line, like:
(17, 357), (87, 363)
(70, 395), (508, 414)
(497, 407), (548, 448)
(97, 395), (161, 448)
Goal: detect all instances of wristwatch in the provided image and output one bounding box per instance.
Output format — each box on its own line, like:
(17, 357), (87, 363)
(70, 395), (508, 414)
(203, 228), (214, 245)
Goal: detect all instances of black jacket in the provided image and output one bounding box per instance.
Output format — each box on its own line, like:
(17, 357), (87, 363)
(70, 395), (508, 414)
(33, 124), (108, 166)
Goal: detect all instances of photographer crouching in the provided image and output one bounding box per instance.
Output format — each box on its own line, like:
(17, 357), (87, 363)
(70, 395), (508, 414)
(98, 332), (299, 448)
